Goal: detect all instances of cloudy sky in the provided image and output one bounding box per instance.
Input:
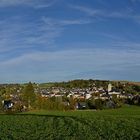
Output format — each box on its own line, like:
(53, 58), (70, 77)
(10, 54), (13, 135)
(0, 0), (140, 83)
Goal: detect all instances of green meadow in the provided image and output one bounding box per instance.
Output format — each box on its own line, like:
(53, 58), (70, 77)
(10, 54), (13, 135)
(0, 106), (140, 140)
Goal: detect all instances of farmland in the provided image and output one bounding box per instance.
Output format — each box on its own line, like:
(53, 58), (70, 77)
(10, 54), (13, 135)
(0, 106), (140, 140)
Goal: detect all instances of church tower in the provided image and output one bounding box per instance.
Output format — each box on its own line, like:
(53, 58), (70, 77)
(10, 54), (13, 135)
(108, 83), (112, 92)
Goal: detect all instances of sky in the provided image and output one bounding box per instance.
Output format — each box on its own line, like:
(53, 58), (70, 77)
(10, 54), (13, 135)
(0, 0), (140, 83)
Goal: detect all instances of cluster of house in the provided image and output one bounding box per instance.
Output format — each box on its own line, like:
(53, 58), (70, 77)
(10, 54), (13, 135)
(38, 83), (133, 100)
(1, 83), (139, 110)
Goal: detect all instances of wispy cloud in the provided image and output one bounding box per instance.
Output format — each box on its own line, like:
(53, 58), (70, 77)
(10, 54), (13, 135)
(42, 17), (92, 26)
(0, 0), (56, 8)
(0, 17), (62, 57)
(130, 0), (140, 3)
(69, 5), (100, 16)
(112, 41), (140, 51)
(0, 48), (140, 82)
(1, 0), (140, 82)
(0, 15), (92, 56)
(70, 4), (140, 22)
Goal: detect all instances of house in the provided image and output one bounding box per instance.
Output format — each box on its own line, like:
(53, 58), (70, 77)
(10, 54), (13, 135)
(105, 100), (116, 108)
(108, 91), (121, 98)
(76, 102), (87, 109)
(52, 88), (60, 94)
(41, 94), (49, 98)
(85, 93), (92, 99)
(2, 100), (14, 110)
(100, 94), (110, 100)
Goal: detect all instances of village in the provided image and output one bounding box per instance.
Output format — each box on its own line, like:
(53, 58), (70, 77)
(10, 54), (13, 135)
(0, 80), (140, 111)
(39, 83), (132, 100)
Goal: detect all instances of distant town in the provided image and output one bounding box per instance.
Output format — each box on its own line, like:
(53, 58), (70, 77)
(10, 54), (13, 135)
(0, 79), (140, 112)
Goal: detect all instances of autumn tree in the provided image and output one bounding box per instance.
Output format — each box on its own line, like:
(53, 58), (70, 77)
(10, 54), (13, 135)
(22, 82), (36, 109)
(69, 95), (76, 110)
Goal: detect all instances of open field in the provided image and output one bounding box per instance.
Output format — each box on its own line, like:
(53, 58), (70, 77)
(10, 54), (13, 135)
(24, 105), (140, 118)
(0, 106), (140, 140)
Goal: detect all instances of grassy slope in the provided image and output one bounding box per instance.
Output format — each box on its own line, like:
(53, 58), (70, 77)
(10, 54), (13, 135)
(0, 106), (140, 140)
(23, 105), (140, 118)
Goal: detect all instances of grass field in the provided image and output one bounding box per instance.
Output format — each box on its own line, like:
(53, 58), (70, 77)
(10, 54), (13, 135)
(0, 105), (140, 140)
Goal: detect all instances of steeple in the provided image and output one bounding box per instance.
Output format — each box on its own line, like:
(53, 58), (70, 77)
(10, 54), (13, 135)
(108, 83), (112, 92)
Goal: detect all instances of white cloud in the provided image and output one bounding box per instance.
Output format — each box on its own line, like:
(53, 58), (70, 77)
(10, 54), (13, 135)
(0, 17), (60, 54)
(0, 48), (140, 82)
(0, 15), (93, 56)
(0, 0), (29, 6)
(42, 17), (92, 26)
(130, 0), (140, 3)
(0, 0), (56, 8)
(70, 5), (100, 16)
(70, 4), (140, 22)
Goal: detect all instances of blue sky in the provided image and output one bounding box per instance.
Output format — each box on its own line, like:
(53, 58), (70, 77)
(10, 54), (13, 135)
(0, 0), (140, 83)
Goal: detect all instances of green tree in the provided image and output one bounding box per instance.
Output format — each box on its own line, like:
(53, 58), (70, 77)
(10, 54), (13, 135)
(94, 99), (104, 110)
(22, 82), (36, 109)
(112, 95), (122, 108)
(0, 96), (3, 112)
(69, 95), (76, 110)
